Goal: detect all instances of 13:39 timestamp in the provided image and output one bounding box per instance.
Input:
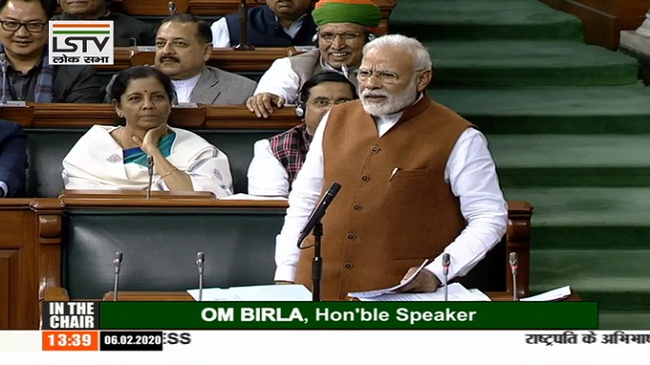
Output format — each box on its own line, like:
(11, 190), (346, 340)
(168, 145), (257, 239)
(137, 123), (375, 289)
(42, 331), (99, 351)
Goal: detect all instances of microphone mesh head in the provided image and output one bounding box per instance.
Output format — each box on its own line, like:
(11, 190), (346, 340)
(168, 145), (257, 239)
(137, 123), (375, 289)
(509, 252), (518, 264)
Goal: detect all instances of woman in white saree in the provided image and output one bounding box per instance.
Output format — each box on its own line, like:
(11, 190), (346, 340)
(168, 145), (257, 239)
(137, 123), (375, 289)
(62, 66), (233, 198)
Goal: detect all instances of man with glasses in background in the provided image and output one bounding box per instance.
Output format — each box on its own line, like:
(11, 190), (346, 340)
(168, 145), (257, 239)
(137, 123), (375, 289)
(247, 71), (356, 197)
(246, 0), (380, 118)
(0, 0), (102, 103)
(273, 35), (508, 300)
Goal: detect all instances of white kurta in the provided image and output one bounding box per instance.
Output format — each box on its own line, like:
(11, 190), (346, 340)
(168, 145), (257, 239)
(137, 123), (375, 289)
(171, 73), (201, 104)
(62, 125), (233, 198)
(247, 139), (291, 197)
(254, 55), (345, 104)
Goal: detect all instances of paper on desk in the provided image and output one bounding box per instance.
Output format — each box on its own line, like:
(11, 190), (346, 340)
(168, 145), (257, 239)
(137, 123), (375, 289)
(355, 283), (491, 302)
(347, 259), (430, 299)
(187, 284), (311, 301)
(219, 193), (288, 201)
(520, 285), (571, 302)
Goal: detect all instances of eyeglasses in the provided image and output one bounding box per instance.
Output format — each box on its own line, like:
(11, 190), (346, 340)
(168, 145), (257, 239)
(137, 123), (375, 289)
(0, 20), (46, 33)
(356, 69), (400, 84)
(355, 68), (427, 85)
(309, 98), (352, 108)
(319, 32), (362, 44)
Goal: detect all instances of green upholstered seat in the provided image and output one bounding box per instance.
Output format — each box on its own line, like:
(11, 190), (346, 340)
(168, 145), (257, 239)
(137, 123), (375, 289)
(24, 128), (285, 197)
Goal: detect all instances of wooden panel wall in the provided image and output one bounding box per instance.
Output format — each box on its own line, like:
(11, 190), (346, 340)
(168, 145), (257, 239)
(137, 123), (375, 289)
(0, 203), (39, 329)
(539, 0), (650, 50)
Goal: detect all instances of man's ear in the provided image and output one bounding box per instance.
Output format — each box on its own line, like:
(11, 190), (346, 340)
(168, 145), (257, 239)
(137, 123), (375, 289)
(203, 43), (213, 62)
(416, 69), (433, 92)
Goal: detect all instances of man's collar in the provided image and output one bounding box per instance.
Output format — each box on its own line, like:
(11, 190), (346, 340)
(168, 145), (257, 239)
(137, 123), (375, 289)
(319, 56), (358, 78)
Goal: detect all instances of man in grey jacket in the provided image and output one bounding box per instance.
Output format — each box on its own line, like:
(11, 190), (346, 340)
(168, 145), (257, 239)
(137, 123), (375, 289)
(106, 13), (256, 104)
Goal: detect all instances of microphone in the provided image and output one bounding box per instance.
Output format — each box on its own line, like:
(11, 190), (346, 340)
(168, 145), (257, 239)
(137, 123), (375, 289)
(297, 182), (342, 248)
(112, 252), (123, 302)
(146, 155), (154, 200)
(0, 53), (7, 105)
(442, 253), (450, 301)
(234, 0), (254, 50)
(509, 252), (518, 301)
(167, 0), (177, 15)
(196, 251), (205, 302)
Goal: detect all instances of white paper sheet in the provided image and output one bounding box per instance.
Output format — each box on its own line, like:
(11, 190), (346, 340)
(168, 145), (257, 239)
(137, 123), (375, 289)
(347, 259), (430, 299)
(187, 284), (312, 301)
(520, 285), (571, 302)
(219, 193), (288, 201)
(354, 283), (491, 302)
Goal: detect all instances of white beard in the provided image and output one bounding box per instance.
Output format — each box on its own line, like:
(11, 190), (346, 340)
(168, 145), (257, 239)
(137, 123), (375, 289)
(360, 82), (418, 116)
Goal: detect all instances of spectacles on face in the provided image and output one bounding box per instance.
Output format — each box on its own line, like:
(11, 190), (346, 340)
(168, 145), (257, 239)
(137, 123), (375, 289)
(319, 31), (363, 44)
(0, 20), (46, 33)
(355, 69), (400, 85)
(356, 68), (427, 85)
(309, 98), (352, 108)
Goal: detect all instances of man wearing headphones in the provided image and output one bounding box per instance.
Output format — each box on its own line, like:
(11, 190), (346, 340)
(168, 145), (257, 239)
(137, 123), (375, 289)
(56, 0), (156, 46)
(246, 0), (380, 118)
(247, 72), (356, 197)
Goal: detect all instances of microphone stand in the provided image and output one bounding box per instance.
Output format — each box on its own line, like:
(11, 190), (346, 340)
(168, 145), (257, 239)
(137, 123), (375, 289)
(296, 182), (341, 302)
(146, 155), (154, 200)
(311, 220), (323, 302)
(234, 0), (254, 50)
(510, 252), (519, 302)
(442, 253), (450, 302)
(112, 252), (123, 302)
(196, 251), (205, 302)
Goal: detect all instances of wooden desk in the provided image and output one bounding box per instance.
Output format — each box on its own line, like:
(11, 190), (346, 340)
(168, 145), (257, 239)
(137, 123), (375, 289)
(5, 103), (302, 130)
(114, 0), (395, 35)
(59, 190), (216, 200)
(123, 47), (300, 73)
(44, 289), (581, 302)
(91, 47), (300, 73)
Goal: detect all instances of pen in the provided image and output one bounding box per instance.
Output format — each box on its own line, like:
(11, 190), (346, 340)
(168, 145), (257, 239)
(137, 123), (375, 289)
(389, 167), (400, 181)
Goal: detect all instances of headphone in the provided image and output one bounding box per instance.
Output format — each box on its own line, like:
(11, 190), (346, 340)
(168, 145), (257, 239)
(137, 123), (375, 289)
(295, 95), (306, 118)
(295, 80), (309, 118)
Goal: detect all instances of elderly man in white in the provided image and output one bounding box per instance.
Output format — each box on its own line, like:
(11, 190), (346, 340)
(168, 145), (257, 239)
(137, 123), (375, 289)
(246, 0), (381, 118)
(273, 34), (508, 301)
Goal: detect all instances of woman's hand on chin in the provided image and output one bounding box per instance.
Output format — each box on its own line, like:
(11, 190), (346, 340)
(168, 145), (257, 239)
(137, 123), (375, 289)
(132, 123), (169, 155)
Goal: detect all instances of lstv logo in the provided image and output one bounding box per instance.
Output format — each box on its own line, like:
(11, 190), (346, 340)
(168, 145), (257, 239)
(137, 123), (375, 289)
(48, 21), (114, 65)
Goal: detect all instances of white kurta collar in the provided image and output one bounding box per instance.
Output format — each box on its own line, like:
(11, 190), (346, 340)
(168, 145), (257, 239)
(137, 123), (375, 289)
(172, 73), (202, 103)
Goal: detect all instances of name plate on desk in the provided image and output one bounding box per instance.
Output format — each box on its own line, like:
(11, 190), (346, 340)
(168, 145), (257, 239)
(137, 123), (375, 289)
(173, 103), (199, 109)
(0, 100), (27, 107)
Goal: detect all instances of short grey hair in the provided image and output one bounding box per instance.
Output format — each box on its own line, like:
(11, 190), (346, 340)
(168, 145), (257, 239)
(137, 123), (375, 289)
(362, 34), (432, 71)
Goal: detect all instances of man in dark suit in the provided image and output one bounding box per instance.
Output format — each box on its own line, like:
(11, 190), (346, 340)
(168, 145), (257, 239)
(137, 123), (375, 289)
(0, 120), (27, 197)
(211, 0), (315, 48)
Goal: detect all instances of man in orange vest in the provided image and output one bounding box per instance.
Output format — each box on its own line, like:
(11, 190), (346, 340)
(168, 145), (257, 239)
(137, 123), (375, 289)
(274, 34), (508, 300)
